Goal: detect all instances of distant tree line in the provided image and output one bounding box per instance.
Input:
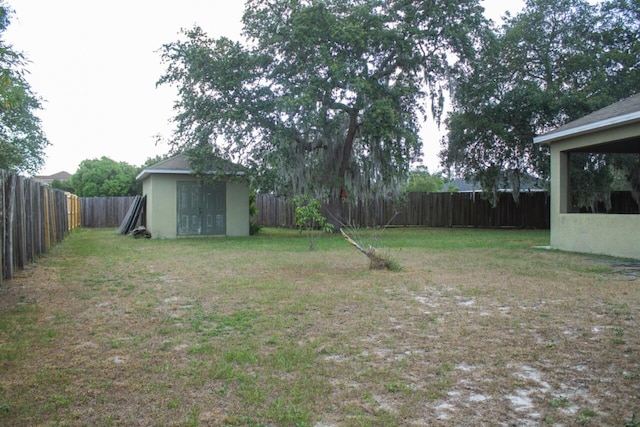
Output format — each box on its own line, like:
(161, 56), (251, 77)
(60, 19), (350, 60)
(50, 155), (169, 197)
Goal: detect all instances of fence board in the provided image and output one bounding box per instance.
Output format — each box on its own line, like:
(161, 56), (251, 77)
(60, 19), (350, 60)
(254, 192), (553, 229)
(4, 173), (15, 279)
(0, 171), (78, 283)
(80, 196), (137, 228)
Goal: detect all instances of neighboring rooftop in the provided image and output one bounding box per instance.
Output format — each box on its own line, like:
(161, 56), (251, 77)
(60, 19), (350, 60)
(442, 175), (545, 193)
(33, 171), (72, 185)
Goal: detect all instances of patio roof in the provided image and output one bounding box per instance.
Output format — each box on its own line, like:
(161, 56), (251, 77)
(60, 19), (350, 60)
(534, 93), (640, 145)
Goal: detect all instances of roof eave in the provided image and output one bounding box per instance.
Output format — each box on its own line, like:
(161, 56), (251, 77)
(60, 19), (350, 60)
(534, 111), (640, 145)
(136, 169), (246, 181)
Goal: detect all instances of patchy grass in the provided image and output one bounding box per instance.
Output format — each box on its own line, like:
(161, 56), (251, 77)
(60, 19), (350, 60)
(0, 227), (639, 426)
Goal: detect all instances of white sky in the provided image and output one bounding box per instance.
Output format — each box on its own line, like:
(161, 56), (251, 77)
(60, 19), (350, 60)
(4, 0), (522, 176)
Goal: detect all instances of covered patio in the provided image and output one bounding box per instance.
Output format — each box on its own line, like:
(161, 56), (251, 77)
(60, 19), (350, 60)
(534, 94), (640, 260)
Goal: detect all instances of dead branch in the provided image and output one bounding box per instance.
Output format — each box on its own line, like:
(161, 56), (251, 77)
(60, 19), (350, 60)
(340, 228), (397, 270)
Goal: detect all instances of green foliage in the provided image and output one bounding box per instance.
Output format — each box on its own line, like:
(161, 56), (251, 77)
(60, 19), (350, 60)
(249, 222), (262, 236)
(405, 166), (445, 193)
(598, 0), (640, 104)
(49, 179), (74, 193)
(158, 0), (487, 216)
(550, 396), (571, 408)
(0, 4), (49, 174)
(625, 413), (640, 427)
(293, 195), (334, 251)
(249, 191), (262, 235)
(70, 156), (140, 197)
(442, 0), (640, 205)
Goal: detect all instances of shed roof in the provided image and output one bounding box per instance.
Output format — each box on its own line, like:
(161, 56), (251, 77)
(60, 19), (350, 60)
(136, 153), (246, 181)
(534, 93), (640, 145)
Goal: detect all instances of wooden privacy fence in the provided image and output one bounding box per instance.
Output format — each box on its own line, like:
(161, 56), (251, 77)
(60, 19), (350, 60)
(80, 196), (137, 228)
(1, 171), (79, 283)
(254, 191), (551, 229)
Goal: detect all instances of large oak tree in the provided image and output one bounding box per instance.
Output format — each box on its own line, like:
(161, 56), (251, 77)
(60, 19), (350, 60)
(158, 0), (486, 226)
(441, 0), (640, 207)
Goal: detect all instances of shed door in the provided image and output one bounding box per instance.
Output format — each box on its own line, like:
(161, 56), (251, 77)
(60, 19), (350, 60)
(177, 181), (226, 236)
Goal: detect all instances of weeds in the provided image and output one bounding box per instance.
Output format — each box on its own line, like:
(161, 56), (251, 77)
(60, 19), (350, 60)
(550, 396), (571, 408)
(626, 413), (640, 427)
(578, 409), (598, 424)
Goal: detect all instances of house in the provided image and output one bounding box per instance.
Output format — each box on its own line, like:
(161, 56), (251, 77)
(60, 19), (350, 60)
(135, 154), (250, 239)
(33, 171), (72, 186)
(534, 93), (640, 259)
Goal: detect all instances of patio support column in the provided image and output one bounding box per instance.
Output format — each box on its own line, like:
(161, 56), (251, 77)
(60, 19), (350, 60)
(558, 150), (570, 213)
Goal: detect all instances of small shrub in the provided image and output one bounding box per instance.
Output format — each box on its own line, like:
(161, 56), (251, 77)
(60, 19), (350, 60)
(249, 222), (262, 235)
(293, 195), (334, 250)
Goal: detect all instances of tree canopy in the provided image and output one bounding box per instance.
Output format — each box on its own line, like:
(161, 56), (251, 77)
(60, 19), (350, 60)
(441, 0), (640, 206)
(70, 157), (140, 197)
(404, 166), (445, 194)
(0, 3), (49, 174)
(159, 0), (487, 224)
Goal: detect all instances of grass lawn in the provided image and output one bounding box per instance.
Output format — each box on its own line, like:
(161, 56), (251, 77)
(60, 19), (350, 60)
(0, 227), (639, 426)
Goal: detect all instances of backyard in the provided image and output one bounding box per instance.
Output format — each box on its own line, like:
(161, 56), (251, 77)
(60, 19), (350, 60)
(0, 227), (638, 426)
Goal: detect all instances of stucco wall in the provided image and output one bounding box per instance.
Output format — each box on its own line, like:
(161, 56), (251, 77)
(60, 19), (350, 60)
(144, 173), (195, 239)
(226, 180), (250, 237)
(552, 214), (640, 260)
(547, 122), (640, 260)
(142, 174), (249, 238)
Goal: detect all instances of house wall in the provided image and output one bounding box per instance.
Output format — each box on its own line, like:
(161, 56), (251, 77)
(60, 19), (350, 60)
(142, 174), (249, 239)
(548, 122), (640, 260)
(552, 214), (639, 259)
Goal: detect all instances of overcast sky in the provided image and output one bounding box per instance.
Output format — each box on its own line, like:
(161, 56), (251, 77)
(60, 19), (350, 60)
(4, 0), (522, 176)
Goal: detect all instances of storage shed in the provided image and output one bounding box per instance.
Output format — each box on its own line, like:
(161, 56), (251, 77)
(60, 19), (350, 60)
(534, 93), (640, 259)
(136, 154), (250, 239)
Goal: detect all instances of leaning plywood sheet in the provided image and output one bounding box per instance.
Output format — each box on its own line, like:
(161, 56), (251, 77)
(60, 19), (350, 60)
(117, 195), (146, 235)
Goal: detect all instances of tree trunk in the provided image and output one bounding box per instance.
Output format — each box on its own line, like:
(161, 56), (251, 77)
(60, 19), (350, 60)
(324, 192), (344, 230)
(325, 110), (359, 230)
